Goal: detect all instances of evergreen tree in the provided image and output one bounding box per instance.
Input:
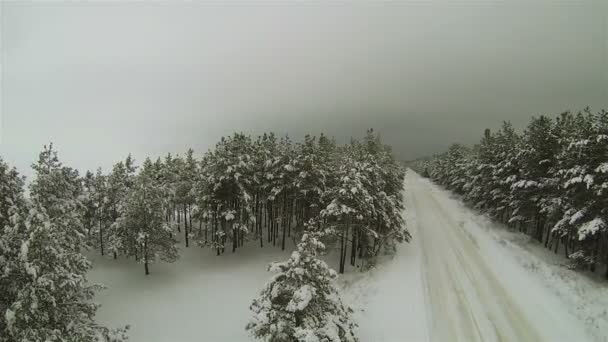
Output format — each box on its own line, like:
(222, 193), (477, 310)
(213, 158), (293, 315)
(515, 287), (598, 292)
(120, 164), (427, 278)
(0, 157), (26, 336)
(114, 165), (178, 275)
(92, 168), (109, 256)
(3, 201), (128, 341)
(175, 149), (197, 247)
(426, 108), (608, 278)
(81, 170), (97, 240)
(1, 147), (128, 341)
(246, 232), (358, 342)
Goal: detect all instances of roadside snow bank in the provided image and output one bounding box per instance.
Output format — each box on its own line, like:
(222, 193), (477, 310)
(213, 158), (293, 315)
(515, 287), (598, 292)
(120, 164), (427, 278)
(340, 188), (428, 342)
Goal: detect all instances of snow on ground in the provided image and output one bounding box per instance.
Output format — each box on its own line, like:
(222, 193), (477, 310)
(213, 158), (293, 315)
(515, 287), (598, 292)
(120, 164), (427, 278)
(340, 195), (428, 342)
(424, 182), (608, 342)
(473, 219), (608, 342)
(88, 244), (291, 342)
(90, 170), (606, 341)
(89, 231), (427, 342)
(89, 225), (427, 341)
(407, 170), (604, 342)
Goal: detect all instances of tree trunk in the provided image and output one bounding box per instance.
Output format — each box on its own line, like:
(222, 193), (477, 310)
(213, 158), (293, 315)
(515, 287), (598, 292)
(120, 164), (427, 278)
(205, 207), (210, 245)
(215, 210), (220, 256)
(267, 202), (271, 243)
(177, 208), (181, 232)
(99, 218), (104, 256)
(554, 235), (560, 254)
(339, 219), (350, 274)
(564, 230), (570, 257)
(339, 226), (345, 274)
(281, 193), (287, 250)
(184, 205), (189, 247)
(350, 227), (357, 266)
(232, 221), (237, 253)
(144, 236), (150, 275)
(221, 219), (226, 254)
(257, 196), (263, 248)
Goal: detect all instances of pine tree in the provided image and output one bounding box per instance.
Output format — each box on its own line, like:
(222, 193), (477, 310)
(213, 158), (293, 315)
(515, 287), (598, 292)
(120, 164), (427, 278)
(426, 108), (608, 278)
(81, 170), (97, 240)
(0, 157), (26, 336)
(246, 232), (358, 342)
(105, 161), (129, 259)
(115, 165), (178, 275)
(1, 147), (128, 341)
(175, 148), (197, 247)
(3, 201), (128, 341)
(92, 168), (109, 255)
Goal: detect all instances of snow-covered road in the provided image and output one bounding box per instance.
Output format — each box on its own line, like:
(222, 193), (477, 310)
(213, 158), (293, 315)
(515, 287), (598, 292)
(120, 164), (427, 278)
(406, 171), (591, 342)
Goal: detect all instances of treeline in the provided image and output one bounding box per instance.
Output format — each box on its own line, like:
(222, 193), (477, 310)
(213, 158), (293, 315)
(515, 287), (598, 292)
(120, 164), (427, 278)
(0, 129), (406, 340)
(83, 129), (408, 274)
(415, 108), (608, 278)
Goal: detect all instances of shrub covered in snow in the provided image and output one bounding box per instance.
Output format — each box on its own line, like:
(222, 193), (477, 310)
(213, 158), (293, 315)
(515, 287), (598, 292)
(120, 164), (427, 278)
(246, 233), (358, 342)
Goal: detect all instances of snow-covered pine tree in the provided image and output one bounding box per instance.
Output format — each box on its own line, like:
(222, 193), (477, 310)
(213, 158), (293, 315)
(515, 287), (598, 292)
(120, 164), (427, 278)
(294, 135), (328, 226)
(81, 170), (98, 240)
(29, 144), (84, 227)
(3, 200), (128, 342)
(360, 129), (408, 257)
(275, 135), (297, 251)
(175, 148), (197, 247)
(1, 147), (128, 341)
(115, 161), (178, 275)
(0, 157), (26, 336)
(160, 153), (179, 228)
(106, 161), (131, 258)
(105, 161), (128, 259)
(322, 150), (369, 273)
(425, 108), (608, 278)
(489, 122), (520, 224)
(321, 133), (407, 273)
(92, 167), (109, 256)
(246, 232), (358, 342)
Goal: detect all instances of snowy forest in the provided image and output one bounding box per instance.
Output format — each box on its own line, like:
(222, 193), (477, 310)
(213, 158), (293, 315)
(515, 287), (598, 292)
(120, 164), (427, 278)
(0, 130), (407, 341)
(3, 1), (607, 341)
(414, 108), (608, 278)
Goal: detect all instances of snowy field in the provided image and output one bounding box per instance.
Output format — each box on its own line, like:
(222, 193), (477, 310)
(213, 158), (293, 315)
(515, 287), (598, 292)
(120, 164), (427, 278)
(89, 170), (607, 342)
(88, 244), (291, 342)
(88, 227), (428, 342)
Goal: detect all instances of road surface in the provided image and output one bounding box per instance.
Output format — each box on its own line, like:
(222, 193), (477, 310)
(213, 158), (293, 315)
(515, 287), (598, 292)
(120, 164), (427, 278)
(406, 171), (588, 342)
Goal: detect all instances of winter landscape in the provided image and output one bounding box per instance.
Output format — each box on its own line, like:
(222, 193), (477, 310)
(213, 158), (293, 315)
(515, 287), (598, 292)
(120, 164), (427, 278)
(2, 1), (608, 342)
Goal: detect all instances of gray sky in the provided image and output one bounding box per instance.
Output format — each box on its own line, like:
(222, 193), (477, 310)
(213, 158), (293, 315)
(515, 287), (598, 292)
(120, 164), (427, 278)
(1, 1), (607, 179)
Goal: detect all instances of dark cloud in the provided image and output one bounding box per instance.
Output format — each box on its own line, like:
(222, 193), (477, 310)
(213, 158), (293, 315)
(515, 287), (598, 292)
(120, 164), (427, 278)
(1, 1), (607, 179)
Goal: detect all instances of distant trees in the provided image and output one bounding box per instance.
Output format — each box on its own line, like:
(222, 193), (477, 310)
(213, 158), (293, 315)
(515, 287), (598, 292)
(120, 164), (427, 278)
(419, 108), (608, 278)
(246, 232), (358, 342)
(186, 130), (407, 271)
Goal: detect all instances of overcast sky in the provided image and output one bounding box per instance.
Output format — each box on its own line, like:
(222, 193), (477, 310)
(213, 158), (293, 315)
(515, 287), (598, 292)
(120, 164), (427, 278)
(1, 0), (607, 179)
